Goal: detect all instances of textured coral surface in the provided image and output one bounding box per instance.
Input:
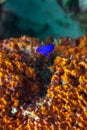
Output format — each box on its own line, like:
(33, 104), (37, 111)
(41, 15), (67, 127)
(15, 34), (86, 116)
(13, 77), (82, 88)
(0, 36), (87, 130)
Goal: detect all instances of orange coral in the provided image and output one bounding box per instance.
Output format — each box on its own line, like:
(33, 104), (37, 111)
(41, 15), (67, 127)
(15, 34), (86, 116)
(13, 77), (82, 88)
(0, 35), (87, 129)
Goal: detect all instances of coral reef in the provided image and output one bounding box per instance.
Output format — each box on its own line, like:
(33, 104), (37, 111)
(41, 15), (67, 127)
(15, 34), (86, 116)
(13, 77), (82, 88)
(0, 35), (87, 129)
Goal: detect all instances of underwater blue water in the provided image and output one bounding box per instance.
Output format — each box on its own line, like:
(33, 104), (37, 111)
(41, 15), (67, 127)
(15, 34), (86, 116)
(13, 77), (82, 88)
(2, 0), (86, 40)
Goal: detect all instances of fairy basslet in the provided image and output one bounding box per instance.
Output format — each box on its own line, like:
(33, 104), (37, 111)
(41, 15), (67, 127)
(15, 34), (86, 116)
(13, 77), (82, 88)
(36, 44), (55, 56)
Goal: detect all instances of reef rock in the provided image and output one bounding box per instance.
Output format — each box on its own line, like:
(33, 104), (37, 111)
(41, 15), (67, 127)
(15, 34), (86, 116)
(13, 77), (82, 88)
(0, 35), (87, 129)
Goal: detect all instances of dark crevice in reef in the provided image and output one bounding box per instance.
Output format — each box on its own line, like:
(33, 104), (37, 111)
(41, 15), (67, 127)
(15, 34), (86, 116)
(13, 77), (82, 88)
(35, 58), (54, 97)
(37, 68), (52, 97)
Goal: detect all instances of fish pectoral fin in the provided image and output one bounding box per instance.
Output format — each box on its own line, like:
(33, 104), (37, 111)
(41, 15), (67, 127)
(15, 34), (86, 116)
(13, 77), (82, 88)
(44, 53), (51, 57)
(44, 54), (48, 56)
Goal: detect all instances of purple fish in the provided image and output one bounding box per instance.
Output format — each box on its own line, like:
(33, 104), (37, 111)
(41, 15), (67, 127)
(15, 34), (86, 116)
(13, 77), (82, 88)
(36, 44), (55, 56)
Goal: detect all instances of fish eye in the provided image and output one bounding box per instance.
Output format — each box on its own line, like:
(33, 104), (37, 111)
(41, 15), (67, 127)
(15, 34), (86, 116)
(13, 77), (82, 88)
(36, 47), (41, 52)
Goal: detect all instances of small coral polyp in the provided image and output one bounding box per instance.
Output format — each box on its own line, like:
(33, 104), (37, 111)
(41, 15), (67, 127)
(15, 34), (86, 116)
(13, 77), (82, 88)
(0, 35), (87, 129)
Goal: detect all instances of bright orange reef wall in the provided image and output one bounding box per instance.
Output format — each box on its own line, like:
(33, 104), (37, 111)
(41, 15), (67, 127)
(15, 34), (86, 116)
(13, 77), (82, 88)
(0, 36), (87, 130)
